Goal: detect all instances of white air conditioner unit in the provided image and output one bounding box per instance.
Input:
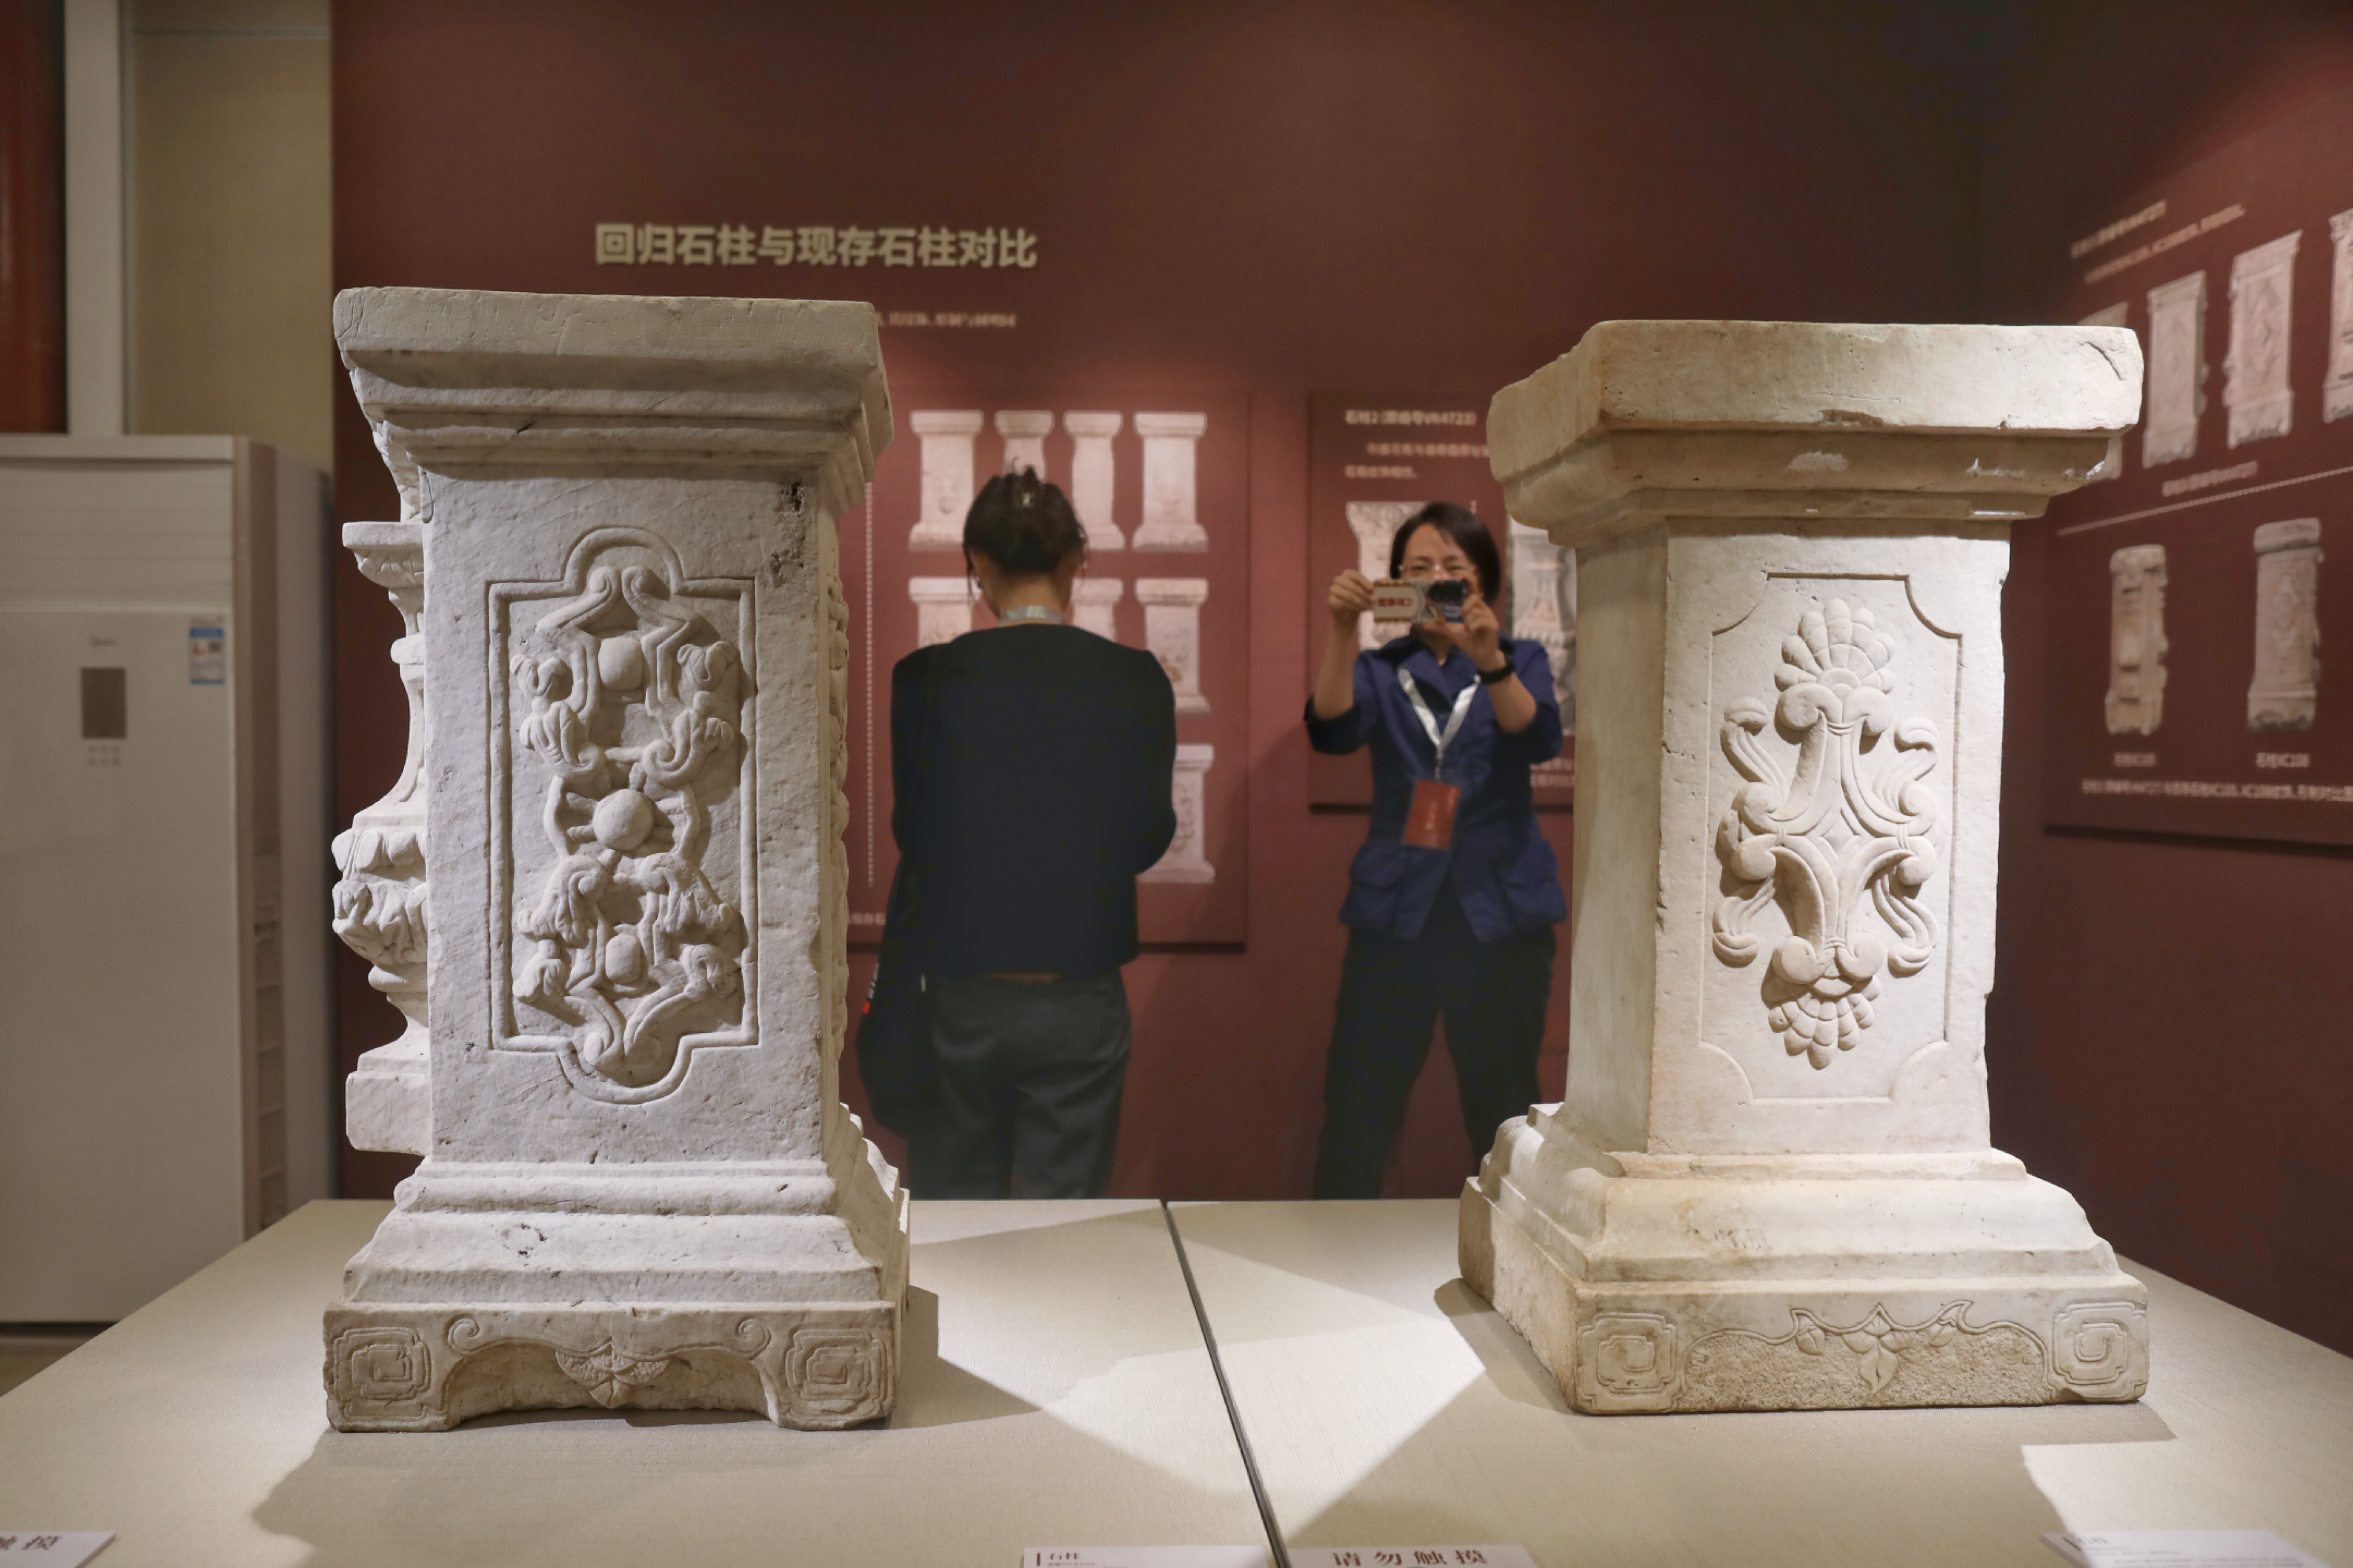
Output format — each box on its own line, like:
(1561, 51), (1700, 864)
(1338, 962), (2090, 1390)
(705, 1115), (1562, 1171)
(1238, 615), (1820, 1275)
(0, 435), (330, 1321)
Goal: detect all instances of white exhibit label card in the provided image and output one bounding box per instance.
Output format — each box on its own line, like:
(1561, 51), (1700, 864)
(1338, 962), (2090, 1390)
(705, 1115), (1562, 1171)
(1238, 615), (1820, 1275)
(1022, 1553), (1270, 1568)
(0, 1535), (113, 1566)
(2045, 1531), (2330, 1568)
(1021, 1551), (1534, 1568)
(1293, 1551), (1536, 1568)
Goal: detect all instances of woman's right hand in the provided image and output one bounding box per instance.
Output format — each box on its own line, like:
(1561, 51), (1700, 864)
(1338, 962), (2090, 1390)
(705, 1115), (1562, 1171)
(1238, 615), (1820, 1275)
(1328, 569), (1374, 633)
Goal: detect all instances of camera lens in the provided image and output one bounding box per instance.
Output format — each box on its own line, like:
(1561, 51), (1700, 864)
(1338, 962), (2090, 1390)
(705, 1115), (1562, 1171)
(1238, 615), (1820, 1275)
(1426, 579), (1468, 607)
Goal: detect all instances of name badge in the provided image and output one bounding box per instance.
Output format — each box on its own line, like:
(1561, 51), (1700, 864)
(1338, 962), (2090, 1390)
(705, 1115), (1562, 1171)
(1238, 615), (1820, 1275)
(1404, 780), (1460, 850)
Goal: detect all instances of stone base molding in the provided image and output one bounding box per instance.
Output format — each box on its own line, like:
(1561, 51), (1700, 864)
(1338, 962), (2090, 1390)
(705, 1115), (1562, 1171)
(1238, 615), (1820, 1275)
(1462, 1122), (2147, 1413)
(326, 1300), (899, 1432)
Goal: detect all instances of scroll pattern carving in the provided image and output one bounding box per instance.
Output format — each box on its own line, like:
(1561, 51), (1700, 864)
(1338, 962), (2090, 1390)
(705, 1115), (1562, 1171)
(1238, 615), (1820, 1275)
(2051, 1300), (2150, 1395)
(327, 1313), (893, 1430)
(331, 526), (431, 1067)
(1712, 600), (1941, 1068)
(507, 544), (752, 1093)
(1566, 1297), (2143, 1412)
(1677, 1300), (2052, 1409)
(330, 1325), (431, 1405)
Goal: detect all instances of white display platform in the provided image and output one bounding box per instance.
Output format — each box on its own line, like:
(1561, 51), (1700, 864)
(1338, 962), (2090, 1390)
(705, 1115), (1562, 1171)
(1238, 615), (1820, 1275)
(1170, 1201), (2353, 1568)
(0, 1201), (1263, 1566)
(7, 1199), (2349, 1567)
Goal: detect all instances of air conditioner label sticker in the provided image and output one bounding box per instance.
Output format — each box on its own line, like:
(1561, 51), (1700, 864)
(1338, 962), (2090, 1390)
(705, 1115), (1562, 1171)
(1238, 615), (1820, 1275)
(189, 620), (226, 685)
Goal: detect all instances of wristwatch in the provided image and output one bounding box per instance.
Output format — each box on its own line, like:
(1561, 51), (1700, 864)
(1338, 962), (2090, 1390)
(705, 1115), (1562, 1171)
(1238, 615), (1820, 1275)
(1476, 660), (1515, 686)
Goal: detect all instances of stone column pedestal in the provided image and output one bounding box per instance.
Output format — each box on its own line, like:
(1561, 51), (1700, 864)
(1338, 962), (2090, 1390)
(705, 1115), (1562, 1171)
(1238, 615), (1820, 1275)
(333, 521), (430, 1155)
(909, 576), (977, 647)
(2248, 518), (2322, 731)
(1141, 744), (1215, 883)
(324, 287), (906, 1433)
(1506, 518), (1574, 720)
(1461, 321), (2149, 1414)
(2327, 211), (2353, 424)
(2106, 545), (2169, 736)
(1072, 577), (1124, 640)
(1064, 411), (1126, 549)
(910, 410), (981, 550)
(2225, 231), (2301, 448)
(2144, 274), (2207, 468)
(1132, 412), (1209, 551)
(995, 409), (1052, 480)
(1136, 577), (1210, 715)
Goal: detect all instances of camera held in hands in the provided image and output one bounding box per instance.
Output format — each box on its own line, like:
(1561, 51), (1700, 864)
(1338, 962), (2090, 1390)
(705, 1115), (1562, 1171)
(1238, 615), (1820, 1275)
(1370, 576), (1471, 624)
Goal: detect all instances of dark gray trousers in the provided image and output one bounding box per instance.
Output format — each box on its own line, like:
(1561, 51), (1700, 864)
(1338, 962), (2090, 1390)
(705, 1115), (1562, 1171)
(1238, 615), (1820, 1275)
(912, 971), (1132, 1199)
(1312, 885), (1554, 1199)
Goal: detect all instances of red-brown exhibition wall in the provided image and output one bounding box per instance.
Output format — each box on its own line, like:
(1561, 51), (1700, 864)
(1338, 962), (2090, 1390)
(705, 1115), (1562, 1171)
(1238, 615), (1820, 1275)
(0, 0), (64, 432)
(1981, 0), (2353, 1357)
(327, 1), (1988, 1200)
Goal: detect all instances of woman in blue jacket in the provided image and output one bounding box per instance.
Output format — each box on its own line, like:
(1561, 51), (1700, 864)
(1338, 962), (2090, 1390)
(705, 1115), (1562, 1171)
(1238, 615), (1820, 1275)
(1304, 502), (1566, 1197)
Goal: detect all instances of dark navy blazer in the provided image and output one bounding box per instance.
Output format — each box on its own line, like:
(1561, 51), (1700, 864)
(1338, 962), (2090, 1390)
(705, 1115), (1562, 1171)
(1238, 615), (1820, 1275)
(1304, 633), (1567, 942)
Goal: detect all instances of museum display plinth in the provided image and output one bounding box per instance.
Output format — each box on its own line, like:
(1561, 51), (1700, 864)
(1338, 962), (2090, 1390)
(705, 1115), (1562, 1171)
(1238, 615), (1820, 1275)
(1461, 320), (2152, 1413)
(323, 287), (907, 1431)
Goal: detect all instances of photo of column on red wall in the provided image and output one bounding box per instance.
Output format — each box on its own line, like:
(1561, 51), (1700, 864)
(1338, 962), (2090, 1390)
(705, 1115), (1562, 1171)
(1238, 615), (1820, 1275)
(2041, 83), (2353, 845)
(841, 391), (1251, 943)
(1307, 391), (1576, 807)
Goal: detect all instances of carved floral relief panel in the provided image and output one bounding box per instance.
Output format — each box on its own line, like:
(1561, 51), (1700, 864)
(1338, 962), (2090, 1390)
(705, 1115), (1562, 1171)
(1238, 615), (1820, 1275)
(2143, 271), (2207, 468)
(491, 528), (758, 1103)
(2224, 231), (2302, 448)
(1700, 580), (1958, 1098)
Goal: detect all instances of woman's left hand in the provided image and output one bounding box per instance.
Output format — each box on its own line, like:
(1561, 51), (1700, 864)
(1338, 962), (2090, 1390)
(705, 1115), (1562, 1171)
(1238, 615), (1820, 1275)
(1442, 588), (1507, 672)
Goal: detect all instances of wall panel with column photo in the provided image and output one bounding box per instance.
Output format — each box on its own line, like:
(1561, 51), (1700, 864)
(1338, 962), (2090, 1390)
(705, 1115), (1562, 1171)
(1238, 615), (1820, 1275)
(844, 391), (1250, 945)
(1306, 391), (1575, 807)
(2042, 83), (2353, 845)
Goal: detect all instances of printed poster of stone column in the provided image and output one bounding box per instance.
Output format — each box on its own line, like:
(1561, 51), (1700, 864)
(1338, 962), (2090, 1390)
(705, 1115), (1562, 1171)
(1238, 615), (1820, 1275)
(1307, 391), (1575, 806)
(2038, 80), (2353, 846)
(840, 389), (1251, 941)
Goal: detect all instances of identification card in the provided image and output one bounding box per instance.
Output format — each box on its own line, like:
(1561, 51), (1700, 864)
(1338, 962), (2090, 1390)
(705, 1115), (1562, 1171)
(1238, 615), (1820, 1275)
(1404, 780), (1460, 849)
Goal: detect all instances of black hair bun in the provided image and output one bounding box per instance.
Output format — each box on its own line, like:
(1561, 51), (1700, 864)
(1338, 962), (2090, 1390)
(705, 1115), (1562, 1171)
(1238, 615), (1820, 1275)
(964, 466), (1087, 573)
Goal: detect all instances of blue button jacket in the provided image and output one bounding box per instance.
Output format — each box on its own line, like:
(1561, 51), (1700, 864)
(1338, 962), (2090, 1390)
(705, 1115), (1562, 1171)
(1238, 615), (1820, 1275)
(1305, 634), (1568, 942)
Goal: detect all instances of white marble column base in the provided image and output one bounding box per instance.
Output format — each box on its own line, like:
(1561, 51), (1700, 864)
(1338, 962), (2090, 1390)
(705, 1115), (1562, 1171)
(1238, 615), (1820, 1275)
(325, 1163), (909, 1431)
(1461, 1115), (2149, 1414)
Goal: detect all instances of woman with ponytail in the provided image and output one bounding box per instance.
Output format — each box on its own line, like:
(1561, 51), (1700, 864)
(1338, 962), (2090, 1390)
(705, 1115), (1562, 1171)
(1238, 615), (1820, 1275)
(886, 468), (1177, 1198)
